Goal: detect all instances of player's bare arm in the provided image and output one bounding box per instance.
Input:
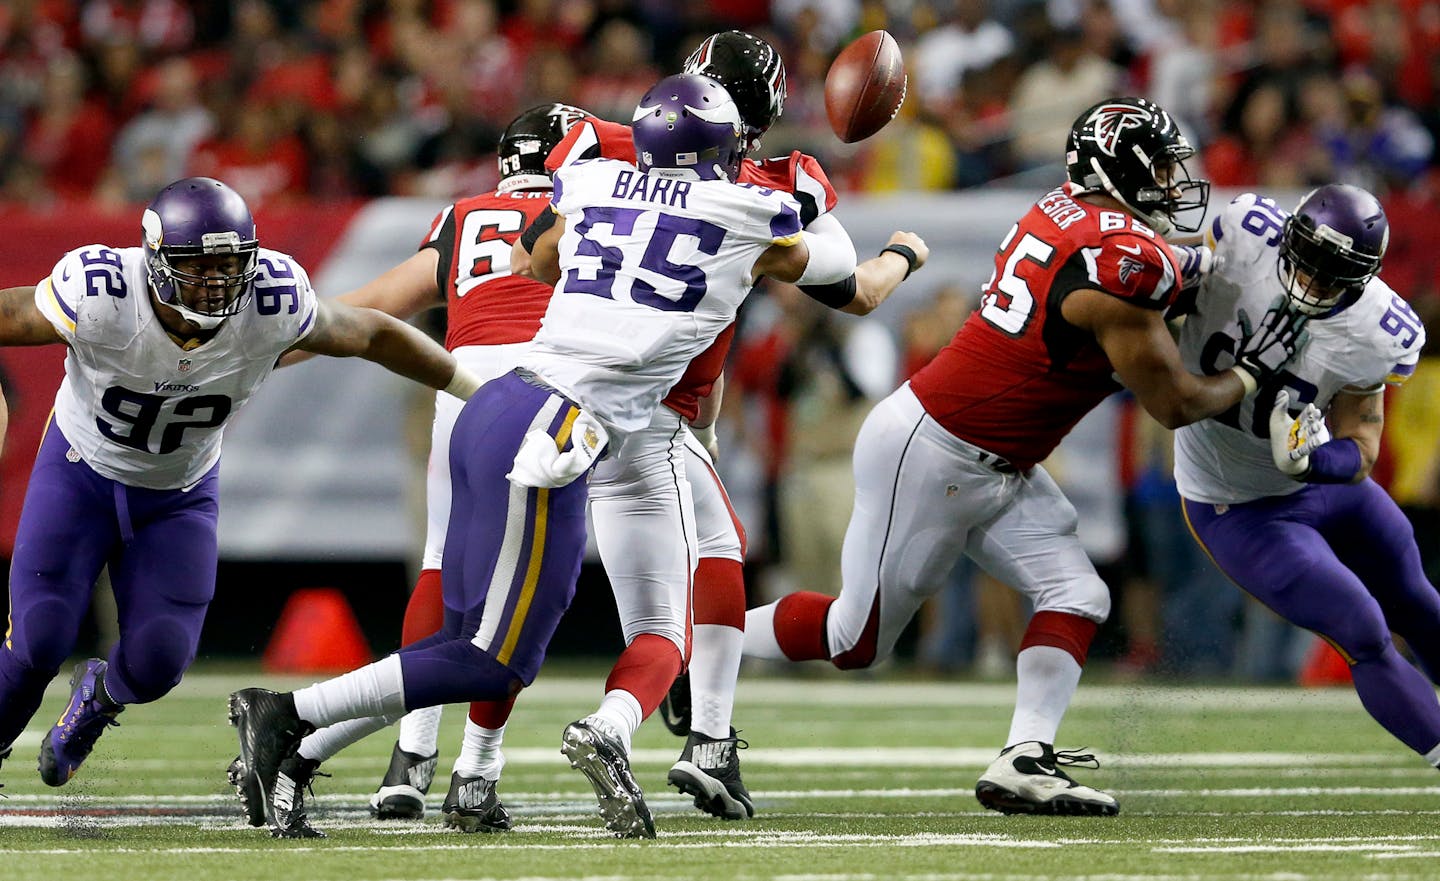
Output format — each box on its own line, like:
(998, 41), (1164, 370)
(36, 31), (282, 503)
(292, 298), (473, 396)
(845, 231), (928, 315)
(692, 371), (724, 461)
(0, 286), (66, 346)
(526, 211), (566, 287)
(1067, 290), (1247, 429)
(1326, 387), (1386, 480)
(753, 238), (810, 284)
(277, 250), (442, 369)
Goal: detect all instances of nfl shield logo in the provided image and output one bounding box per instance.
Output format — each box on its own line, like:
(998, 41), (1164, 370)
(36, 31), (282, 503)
(178, 358), (192, 373)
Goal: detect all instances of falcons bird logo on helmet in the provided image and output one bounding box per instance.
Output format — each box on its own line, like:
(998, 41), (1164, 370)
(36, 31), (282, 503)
(1086, 104), (1153, 157)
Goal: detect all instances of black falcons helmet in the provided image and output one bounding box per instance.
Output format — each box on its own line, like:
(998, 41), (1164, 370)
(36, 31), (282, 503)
(1065, 97), (1210, 234)
(497, 103), (590, 184)
(683, 30), (786, 153)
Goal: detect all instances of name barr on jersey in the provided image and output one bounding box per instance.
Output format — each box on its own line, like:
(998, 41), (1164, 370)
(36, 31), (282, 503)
(611, 169), (691, 208)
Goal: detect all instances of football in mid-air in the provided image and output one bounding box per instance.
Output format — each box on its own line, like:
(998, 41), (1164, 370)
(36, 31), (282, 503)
(824, 30), (907, 144)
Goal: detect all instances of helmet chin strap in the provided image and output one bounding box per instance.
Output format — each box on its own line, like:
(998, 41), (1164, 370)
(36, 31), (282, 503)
(1281, 263), (1340, 316)
(1089, 158), (1174, 236)
(149, 281), (230, 330)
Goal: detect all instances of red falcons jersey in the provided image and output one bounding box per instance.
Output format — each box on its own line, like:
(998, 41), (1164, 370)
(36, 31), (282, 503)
(546, 117), (839, 420)
(420, 188), (556, 349)
(909, 183), (1181, 469)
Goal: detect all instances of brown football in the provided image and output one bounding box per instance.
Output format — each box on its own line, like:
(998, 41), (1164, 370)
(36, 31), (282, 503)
(824, 30), (907, 144)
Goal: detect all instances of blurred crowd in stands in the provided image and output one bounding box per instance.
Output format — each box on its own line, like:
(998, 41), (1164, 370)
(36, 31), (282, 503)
(0, 0), (1437, 206)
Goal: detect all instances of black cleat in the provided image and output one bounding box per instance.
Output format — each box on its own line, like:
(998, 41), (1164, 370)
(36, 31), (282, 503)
(227, 688), (314, 834)
(227, 755), (265, 827)
(269, 753), (327, 839)
(0, 743), (11, 795)
(975, 741), (1119, 816)
(657, 671), (691, 737)
(440, 771), (512, 833)
(38, 659), (122, 787)
(369, 742), (438, 820)
(667, 727), (754, 819)
(561, 719), (654, 839)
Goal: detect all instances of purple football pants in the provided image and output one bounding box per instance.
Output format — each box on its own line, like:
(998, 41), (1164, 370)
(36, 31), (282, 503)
(0, 421), (219, 750)
(396, 370), (591, 709)
(1184, 479), (1440, 757)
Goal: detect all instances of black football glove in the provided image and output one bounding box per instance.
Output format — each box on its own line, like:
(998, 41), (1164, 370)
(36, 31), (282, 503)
(1234, 296), (1310, 390)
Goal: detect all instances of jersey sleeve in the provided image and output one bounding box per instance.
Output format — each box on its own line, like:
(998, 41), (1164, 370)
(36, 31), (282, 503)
(761, 191), (804, 245)
(419, 204), (458, 293)
(253, 251), (320, 345)
(35, 248), (93, 342)
(545, 118), (635, 172)
(1085, 231), (1179, 310)
(740, 151), (838, 227)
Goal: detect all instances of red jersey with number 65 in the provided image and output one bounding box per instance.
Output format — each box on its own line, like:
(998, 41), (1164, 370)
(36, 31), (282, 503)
(546, 117), (839, 420)
(419, 187), (556, 350)
(909, 183), (1182, 469)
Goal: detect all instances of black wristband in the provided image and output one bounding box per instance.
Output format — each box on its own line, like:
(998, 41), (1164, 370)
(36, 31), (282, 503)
(880, 244), (918, 279)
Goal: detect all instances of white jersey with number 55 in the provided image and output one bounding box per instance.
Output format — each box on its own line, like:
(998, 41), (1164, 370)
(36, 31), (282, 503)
(521, 157), (803, 439)
(34, 245), (318, 490)
(1174, 193), (1424, 505)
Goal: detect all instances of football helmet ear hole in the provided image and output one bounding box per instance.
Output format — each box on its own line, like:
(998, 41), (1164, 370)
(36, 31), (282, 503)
(1278, 184), (1389, 315)
(1066, 97), (1210, 234)
(142, 177), (259, 329)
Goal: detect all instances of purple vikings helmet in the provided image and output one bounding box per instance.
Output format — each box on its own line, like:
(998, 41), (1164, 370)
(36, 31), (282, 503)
(1279, 184), (1389, 315)
(632, 74), (745, 182)
(142, 177), (259, 329)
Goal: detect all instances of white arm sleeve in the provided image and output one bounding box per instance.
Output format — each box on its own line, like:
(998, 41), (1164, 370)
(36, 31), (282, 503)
(795, 212), (858, 285)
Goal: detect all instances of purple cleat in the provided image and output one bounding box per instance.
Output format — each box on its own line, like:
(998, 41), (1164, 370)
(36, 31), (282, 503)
(38, 659), (123, 787)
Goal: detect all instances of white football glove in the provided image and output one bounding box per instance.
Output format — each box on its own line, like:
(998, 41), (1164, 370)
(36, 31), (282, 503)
(1268, 390), (1330, 478)
(506, 410), (609, 488)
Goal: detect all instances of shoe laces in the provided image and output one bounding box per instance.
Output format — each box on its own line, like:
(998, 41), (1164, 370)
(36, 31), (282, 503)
(1051, 747), (1100, 770)
(64, 704), (121, 753)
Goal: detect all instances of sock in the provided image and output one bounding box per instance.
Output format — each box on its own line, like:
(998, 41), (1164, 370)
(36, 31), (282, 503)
(298, 714), (400, 763)
(1005, 645), (1083, 747)
(585, 689), (644, 754)
(469, 695), (517, 729)
(293, 655), (406, 729)
(402, 569), (446, 646)
(743, 601), (786, 660)
(453, 717), (507, 781)
(396, 706), (443, 757)
(690, 623), (743, 738)
(745, 592), (834, 661)
(1426, 741), (1440, 769)
(602, 633), (682, 718)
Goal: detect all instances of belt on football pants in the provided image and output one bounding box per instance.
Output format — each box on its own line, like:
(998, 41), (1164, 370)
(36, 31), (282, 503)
(975, 450), (1018, 474)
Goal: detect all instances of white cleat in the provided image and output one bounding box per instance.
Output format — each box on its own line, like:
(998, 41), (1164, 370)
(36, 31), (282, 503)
(975, 741), (1119, 816)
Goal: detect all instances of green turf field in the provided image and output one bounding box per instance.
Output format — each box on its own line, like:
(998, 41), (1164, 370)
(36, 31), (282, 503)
(2, 666), (1437, 880)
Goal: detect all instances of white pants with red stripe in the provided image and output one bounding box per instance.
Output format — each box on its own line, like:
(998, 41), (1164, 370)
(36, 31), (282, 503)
(824, 382), (1110, 665)
(421, 343), (533, 570)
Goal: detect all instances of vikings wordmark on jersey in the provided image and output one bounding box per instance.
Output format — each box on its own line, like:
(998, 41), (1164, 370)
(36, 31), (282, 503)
(35, 245), (318, 490)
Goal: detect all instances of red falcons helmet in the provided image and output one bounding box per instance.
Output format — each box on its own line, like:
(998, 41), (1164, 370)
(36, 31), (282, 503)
(1066, 97), (1210, 234)
(497, 103), (590, 189)
(683, 30), (786, 154)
